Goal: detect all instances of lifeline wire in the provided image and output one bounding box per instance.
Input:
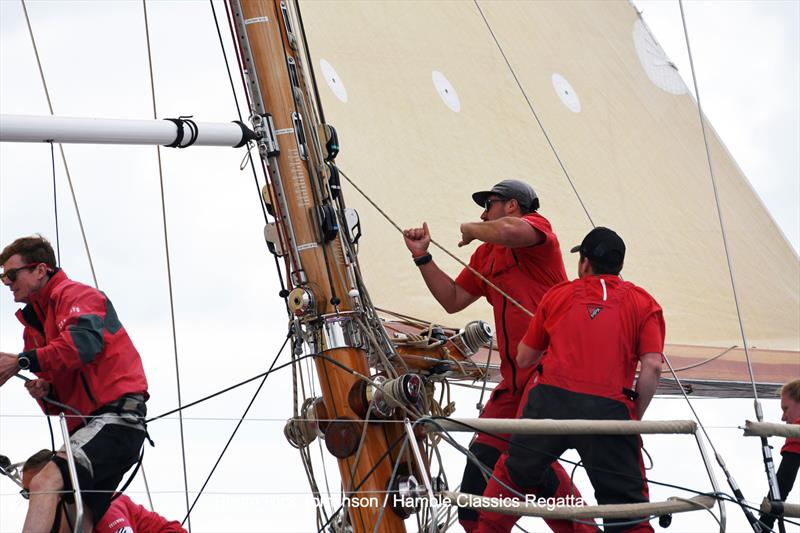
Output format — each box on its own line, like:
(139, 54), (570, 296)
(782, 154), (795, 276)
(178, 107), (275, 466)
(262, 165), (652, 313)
(182, 334), (290, 525)
(20, 0), (97, 288)
(473, 0), (595, 229)
(141, 1), (190, 528)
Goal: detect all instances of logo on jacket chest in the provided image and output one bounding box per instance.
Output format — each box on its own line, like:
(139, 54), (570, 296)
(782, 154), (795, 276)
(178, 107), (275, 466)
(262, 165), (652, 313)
(587, 305), (603, 319)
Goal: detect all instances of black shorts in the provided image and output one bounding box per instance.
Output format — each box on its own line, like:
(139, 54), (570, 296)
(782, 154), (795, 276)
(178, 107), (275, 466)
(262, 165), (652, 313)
(52, 412), (145, 523)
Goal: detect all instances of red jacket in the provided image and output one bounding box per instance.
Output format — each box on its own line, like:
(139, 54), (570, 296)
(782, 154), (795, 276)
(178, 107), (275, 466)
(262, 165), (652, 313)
(95, 494), (186, 533)
(783, 417), (800, 455)
(455, 213), (567, 393)
(523, 275), (665, 411)
(17, 270), (148, 432)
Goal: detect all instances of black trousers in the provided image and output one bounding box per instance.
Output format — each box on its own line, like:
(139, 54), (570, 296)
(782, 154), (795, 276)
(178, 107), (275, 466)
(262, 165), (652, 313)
(505, 385), (650, 533)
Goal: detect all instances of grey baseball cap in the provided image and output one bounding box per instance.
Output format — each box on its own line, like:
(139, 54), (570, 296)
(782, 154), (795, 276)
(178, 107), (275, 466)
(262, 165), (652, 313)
(472, 179), (539, 211)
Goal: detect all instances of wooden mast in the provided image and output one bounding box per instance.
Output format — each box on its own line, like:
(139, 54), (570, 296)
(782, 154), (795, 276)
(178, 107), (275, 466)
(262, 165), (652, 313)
(229, 1), (406, 531)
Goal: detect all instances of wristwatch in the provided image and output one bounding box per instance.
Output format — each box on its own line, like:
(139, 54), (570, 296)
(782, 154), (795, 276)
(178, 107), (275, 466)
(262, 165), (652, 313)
(17, 354), (30, 370)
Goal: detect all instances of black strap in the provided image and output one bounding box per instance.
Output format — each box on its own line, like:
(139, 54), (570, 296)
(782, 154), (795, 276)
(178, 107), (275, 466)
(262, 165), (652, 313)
(163, 116), (199, 148)
(623, 387), (639, 401)
(164, 118), (184, 148)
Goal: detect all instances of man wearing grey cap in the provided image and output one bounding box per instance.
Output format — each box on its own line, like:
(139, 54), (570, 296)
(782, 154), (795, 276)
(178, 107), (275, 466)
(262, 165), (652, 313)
(403, 179), (590, 533)
(476, 227), (665, 533)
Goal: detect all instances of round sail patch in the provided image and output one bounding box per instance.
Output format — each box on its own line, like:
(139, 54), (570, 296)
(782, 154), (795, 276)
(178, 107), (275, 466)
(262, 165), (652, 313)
(551, 73), (581, 113)
(432, 71), (461, 112)
(320, 59), (348, 103)
(632, 19), (688, 95)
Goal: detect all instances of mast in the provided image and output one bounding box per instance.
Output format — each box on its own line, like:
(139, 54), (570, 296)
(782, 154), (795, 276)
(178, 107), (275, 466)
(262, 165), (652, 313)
(228, 1), (406, 530)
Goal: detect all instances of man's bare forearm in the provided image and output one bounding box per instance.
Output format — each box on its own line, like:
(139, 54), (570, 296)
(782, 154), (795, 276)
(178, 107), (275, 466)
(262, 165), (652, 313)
(418, 260), (476, 314)
(460, 217), (542, 248)
(635, 353), (662, 419)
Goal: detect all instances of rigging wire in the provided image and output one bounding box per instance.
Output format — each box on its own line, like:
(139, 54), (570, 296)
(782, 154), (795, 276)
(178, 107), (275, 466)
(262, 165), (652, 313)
(49, 142), (60, 265)
(676, 1), (760, 404)
(472, 0), (595, 228)
(676, 3), (782, 530)
(181, 333), (291, 525)
(424, 417), (738, 529)
(140, 1), (190, 527)
(20, 0), (97, 288)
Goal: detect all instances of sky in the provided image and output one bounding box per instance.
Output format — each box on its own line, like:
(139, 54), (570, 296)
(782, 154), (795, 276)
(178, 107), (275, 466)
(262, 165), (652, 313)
(0, 1), (798, 532)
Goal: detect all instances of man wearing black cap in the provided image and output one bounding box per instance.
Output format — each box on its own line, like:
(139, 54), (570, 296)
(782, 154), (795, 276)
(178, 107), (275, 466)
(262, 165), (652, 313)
(475, 227), (665, 533)
(404, 179), (590, 533)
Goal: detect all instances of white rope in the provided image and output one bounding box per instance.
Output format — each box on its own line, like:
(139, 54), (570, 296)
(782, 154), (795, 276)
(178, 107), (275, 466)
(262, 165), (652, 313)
(442, 491), (715, 519)
(743, 421), (800, 439)
(424, 417), (698, 435)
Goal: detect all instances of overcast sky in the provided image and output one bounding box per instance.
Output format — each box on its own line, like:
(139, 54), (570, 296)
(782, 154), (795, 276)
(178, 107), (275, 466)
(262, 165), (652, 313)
(0, 1), (797, 531)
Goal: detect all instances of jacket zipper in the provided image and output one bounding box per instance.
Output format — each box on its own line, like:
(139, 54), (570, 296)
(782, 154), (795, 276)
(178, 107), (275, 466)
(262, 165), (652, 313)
(80, 372), (98, 406)
(501, 297), (517, 394)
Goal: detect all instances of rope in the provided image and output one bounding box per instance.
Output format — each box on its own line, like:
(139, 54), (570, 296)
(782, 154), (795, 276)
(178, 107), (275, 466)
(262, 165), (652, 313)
(145, 354), (314, 424)
(677, 6), (782, 529)
(472, 0), (595, 228)
(670, 345), (737, 372)
(425, 417), (698, 435)
(49, 142), (60, 265)
(140, 2), (190, 528)
(743, 421), (800, 439)
(181, 334), (290, 525)
(677, 0), (759, 405)
(339, 169), (535, 318)
(442, 490), (716, 520)
(21, 0), (98, 288)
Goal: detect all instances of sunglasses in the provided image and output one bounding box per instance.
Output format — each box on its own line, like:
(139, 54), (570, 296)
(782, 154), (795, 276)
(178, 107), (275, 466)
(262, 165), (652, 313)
(0, 263), (40, 283)
(483, 197), (509, 210)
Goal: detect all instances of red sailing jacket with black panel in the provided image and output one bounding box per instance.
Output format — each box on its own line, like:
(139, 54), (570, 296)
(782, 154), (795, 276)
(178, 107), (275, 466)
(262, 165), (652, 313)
(16, 269), (149, 432)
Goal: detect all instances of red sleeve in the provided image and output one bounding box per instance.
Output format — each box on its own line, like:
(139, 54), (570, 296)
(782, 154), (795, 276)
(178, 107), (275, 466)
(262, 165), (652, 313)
(522, 214), (554, 243)
(522, 297), (549, 349)
(635, 292), (665, 357)
(95, 496), (133, 531)
(29, 286), (108, 374)
(454, 248), (486, 297)
(783, 437), (800, 455)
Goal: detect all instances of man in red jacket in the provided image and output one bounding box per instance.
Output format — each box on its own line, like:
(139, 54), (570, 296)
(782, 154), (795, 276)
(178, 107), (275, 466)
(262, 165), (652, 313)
(22, 449), (186, 533)
(759, 379), (800, 529)
(403, 180), (590, 533)
(0, 235), (149, 532)
(476, 227), (664, 533)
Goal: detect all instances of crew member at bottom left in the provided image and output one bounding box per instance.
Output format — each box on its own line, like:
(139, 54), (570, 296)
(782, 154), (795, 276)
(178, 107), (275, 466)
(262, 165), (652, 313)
(0, 235), (150, 532)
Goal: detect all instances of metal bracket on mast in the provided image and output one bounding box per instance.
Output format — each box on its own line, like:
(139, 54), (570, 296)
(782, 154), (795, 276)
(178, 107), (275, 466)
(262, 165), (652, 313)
(252, 113), (279, 157)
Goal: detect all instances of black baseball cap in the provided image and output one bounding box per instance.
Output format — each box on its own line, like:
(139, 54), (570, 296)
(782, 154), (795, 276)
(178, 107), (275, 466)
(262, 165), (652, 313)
(570, 227), (625, 269)
(472, 179), (538, 212)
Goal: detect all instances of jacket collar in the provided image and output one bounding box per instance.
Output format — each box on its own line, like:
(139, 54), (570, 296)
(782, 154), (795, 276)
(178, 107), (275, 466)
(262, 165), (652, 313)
(16, 269), (67, 329)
